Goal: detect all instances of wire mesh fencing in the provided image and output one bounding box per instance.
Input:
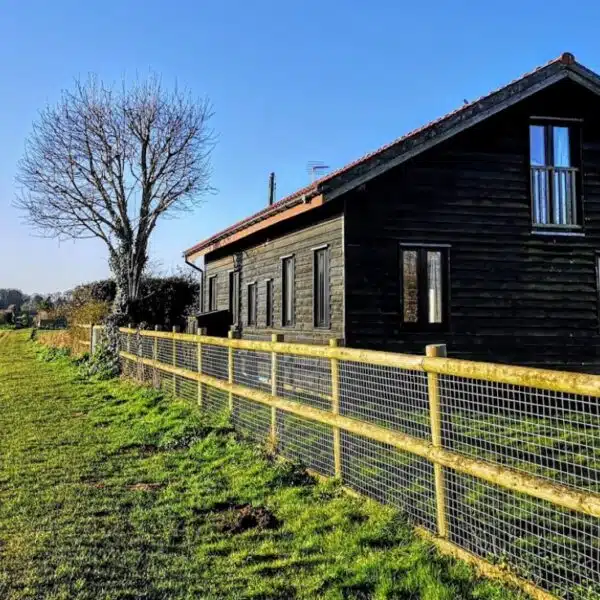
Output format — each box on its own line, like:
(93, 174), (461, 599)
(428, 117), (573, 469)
(440, 375), (600, 493)
(117, 328), (600, 599)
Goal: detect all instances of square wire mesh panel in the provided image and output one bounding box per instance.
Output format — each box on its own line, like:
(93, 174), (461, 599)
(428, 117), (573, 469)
(340, 431), (437, 531)
(141, 363), (154, 385)
(276, 411), (335, 476)
(141, 336), (154, 361)
(340, 362), (430, 439)
(277, 355), (332, 411)
(157, 368), (176, 393)
(176, 340), (198, 372)
(157, 337), (175, 366)
(203, 386), (229, 416)
(446, 469), (600, 598)
(440, 376), (600, 493)
(233, 349), (272, 393)
(201, 344), (228, 381)
(231, 395), (271, 444)
(175, 374), (199, 403)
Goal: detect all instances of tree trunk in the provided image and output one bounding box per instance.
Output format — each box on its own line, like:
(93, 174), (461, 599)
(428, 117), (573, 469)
(109, 241), (147, 320)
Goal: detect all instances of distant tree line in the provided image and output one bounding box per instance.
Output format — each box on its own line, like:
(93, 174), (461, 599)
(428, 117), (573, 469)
(49, 274), (199, 329)
(2, 271), (199, 330)
(0, 289), (27, 312)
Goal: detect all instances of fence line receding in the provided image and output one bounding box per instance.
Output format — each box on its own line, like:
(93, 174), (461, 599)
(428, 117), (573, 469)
(117, 327), (600, 600)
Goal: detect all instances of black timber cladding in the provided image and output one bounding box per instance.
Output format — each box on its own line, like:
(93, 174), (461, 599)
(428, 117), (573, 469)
(203, 214), (344, 344)
(344, 78), (600, 371)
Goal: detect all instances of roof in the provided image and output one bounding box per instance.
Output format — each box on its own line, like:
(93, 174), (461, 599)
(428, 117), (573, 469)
(185, 52), (600, 260)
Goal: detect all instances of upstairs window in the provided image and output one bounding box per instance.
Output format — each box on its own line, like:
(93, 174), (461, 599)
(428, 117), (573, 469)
(281, 256), (295, 327)
(208, 275), (218, 312)
(313, 247), (330, 328)
(247, 282), (257, 326)
(265, 279), (273, 327)
(229, 271), (239, 325)
(530, 123), (580, 228)
(401, 247), (448, 328)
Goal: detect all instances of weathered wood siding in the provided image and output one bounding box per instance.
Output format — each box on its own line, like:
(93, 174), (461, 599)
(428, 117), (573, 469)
(344, 78), (600, 371)
(204, 215), (344, 344)
(203, 255), (234, 313)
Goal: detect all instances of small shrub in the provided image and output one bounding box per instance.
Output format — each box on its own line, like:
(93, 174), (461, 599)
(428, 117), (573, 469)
(37, 345), (71, 362)
(68, 300), (111, 326)
(80, 345), (119, 380)
(79, 322), (120, 380)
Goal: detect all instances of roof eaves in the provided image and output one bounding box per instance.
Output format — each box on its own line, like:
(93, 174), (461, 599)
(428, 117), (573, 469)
(319, 59), (573, 200)
(183, 185), (319, 257)
(185, 53), (587, 259)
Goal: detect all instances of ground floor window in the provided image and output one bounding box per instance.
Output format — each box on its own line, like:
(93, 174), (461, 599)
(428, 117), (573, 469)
(281, 255), (295, 327)
(229, 271), (239, 325)
(265, 279), (273, 327)
(247, 282), (257, 326)
(400, 246), (449, 328)
(313, 247), (330, 328)
(208, 275), (218, 312)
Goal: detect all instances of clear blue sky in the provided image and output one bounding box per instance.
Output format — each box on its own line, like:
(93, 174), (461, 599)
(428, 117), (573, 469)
(1, 0), (599, 295)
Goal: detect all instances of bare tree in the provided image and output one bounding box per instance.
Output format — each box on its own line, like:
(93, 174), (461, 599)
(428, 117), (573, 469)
(16, 75), (213, 318)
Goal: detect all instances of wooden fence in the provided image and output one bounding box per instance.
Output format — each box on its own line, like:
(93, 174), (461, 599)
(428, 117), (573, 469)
(72, 324), (105, 355)
(117, 327), (600, 600)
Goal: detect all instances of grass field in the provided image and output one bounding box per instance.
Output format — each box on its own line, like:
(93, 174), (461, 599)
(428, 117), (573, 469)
(0, 330), (525, 599)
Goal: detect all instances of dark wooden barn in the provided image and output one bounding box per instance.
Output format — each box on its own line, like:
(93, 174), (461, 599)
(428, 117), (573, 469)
(185, 52), (600, 372)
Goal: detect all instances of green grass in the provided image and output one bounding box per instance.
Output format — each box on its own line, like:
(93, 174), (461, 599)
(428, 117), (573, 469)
(0, 330), (525, 600)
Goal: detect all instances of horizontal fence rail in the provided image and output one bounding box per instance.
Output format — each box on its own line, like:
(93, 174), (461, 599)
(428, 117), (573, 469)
(118, 327), (600, 600)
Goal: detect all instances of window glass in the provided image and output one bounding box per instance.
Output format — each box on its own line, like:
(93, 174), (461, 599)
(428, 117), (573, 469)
(402, 247), (448, 328)
(229, 272), (239, 325)
(530, 123), (579, 228)
(282, 257), (294, 327)
(553, 126), (571, 167)
(402, 251), (418, 323)
(314, 248), (330, 328)
(265, 280), (273, 327)
(427, 251), (443, 324)
(247, 283), (257, 326)
(208, 276), (217, 312)
(530, 125), (546, 166)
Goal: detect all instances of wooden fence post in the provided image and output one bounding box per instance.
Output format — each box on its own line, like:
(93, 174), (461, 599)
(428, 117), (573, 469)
(153, 325), (160, 388)
(197, 327), (206, 407)
(89, 323), (95, 355)
(330, 338), (342, 478)
(136, 325), (143, 382)
(426, 343), (448, 539)
(125, 324), (132, 377)
(172, 326), (179, 395)
(228, 330), (235, 411)
(270, 334), (283, 449)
